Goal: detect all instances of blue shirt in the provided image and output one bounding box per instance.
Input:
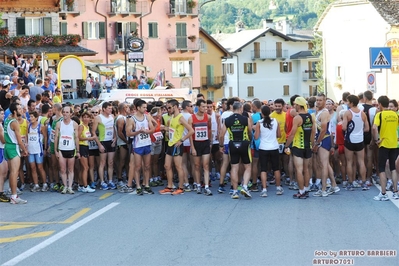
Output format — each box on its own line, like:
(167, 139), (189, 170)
(41, 84), (55, 94)
(10, 84), (17, 91)
(251, 112), (262, 150)
(4, 108), (11, 121)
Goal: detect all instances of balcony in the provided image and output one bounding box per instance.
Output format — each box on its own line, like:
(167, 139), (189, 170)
(302, 70), (320, 81)
(107, 0), (148, 17)
(59, 0), (85, 17)
(167, 37), (200, 52)
(165, 2), (199, 17)
(251, 49), (288, 60)
(201, 76), (226, 89)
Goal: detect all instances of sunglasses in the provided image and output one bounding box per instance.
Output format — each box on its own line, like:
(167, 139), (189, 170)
(92, 112), (99, 114)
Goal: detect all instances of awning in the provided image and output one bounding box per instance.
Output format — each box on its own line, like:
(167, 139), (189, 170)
(84, 61), (115, 76)
(112, 60), (150, 72)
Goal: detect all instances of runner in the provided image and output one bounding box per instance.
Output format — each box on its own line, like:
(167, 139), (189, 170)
(88, 106), (100, 189)
(149, 107), (164, 187)
(159, 99), (194, 195)
(250, 100), (262, 192)
(5, 102), (28, 204)
(219, 102), (252, 199)
(0, 108), (10, 202)
(54, 106), (80, 194)
(207, 100), (221, 182)
(189, 99), (213, 196)
(115, 103), (130, 189)
(49, 103), (63, 192)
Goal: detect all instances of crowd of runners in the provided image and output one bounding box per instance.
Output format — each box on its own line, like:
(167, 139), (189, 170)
(1, 89), (398, 204)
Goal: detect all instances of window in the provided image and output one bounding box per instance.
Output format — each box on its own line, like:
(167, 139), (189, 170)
(309, 85), (317, 96)
(59, 22), (68, 35)
(83, 21), (106, 39)
(247, 86), (254, 97)
(229, 87), (233, 97)
(2, 19), (8, 28)
(113, 22), (137, 49)
(172, 60), (193, 77)
(308, 61), (317, 78)
(253, 42), (260, 58)
(207, 91), (214, 101)
(308, 42), (314, 50)
(200, 39), (207, 53)
(283, 85), (289, 96)
(148, 22), (158, 38)
(244, 63), (257, 74)
(280, 62), (292, 73)
(16, 17), (52, 36)
(228, 64), (234, 74)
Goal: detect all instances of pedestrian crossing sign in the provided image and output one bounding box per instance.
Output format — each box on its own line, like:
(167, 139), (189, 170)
(370, 47), (392, 69)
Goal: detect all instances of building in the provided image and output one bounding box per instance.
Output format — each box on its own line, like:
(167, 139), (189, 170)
(199, 28), (230, 102)
(216, 19), (317, 102)
(314, 0), (399, 101)
(63, 0), (201, 88)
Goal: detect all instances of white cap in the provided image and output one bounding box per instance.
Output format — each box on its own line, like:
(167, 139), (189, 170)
(2, 80), (11, 86)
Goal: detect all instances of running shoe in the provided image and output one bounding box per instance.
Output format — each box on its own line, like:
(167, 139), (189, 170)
(61, 187), (67, 194)
(172, 188), (184, 195)
(144, 186), (154, 195)
(77, 186), (84, 192)
(240, 188), (252, 198)
(352, 181), (361, 188)
(184, 184), (192, 192)
(149, 181), (158, 187)
(196, 186), (202, 194)
(260, 190), (268, 197)
(204, 188), (212, 196)
(285, 178), (291, 186)
(345, 184), (354, 191)
(215, 172), (220, 180)
(53, 183), (59, 192)
(327, 186), (340, 195)
(159, 187), (174, 195)
(117, 181), (125, 189)
(217, 186), (226, 193)
(386, 180), (393, 191)
(229, 188), (234, 195)
(19, 183), (25, 191)
(136, 187), (144, 196)
(41, 183), (49, 192)
(90, 182), (97, 189)
(269, 178), (276, 185)
(82, 186), (95, 193)
(392, 192), (399, 200)
(7, 188), (23, 195)
(108, 181), (117, 190)
(365, 180), (372, 187)
(101, 182), (109, 190)
(276, 186), (284, 195)
(362, 183), (369, 191)
(30, 184), (41, 192)
(58, 185), (65, 193)
(293, 192), (307, 199)
(313, 190), (328, 197)
(342, 181), (348, 188)
(237, 185), (243, 192)
(156, 180), (164, 186)
(10, 196), (27, 204)
(309, 183), (318, 191)
(67, 187), (75, 194)
(231, 191), (239, 199)
(250, 184), (259, 192)
(0, 192), (10, 202)
(373, 192), (389, 201)
(119, 185), (134, 193)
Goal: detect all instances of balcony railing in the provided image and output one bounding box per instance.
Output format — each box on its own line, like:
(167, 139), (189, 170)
(251, 49), (288, 60)
(107, 0), (147, 17)
(201, 76), (226, 88)
(59, 0), (85, 16)
(302, 70), (319, 81)
(167, 37), (200, 52)
(165, 2), (198, 17)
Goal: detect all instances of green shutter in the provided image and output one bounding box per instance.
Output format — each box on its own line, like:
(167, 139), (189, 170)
(16, 18), (25, 36)
(43, 17), (52, 35)
(154, 23), (158, 38)
(130, 22), (137, 34)
(59, 22), (67, 35)
(82, 22), (88, 39)
(99, 22), (105, 39)
(206, 65), (214, 85)
(149, 23), (158, 38)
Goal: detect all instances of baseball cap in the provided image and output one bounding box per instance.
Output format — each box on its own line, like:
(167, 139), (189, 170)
(2, 80), (11, 87)
(294, 97), (308, 111)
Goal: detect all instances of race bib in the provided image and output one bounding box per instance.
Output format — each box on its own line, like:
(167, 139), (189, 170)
(212, 130), (217, 141)
(169, 128), (175, 141)
(136, 132), (151, 147)
(153, 131), (163, 142)
(89, 140), (98, 149)
(50, 129), (55, 143)
(278, 144), (285, 154)
(195, 126), (208, 141)
(21, 136), (27, 145)
(60, 135), (74, 150)
(105, 127), (113, 137)
(28, 133), (38, 143)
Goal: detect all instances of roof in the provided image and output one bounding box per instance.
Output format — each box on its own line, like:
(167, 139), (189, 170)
(218, 28), (299, 53)
(288, 30), (314, 41)
(370, 0), (399, 25)
(315, 0), (399, 31)
(0, 62), (14, 76)
(290, 51), (318, 60)
(1, 45), (97, 57)
(199, 28), (231, 58)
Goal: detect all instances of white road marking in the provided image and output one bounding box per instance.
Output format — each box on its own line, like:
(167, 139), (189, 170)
(1, 202), (120, 266)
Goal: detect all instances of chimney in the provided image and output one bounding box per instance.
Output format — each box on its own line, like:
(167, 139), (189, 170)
(262, 18), (274, 29)
(235, 21), (245, 33)
(275, 19), (293, 35)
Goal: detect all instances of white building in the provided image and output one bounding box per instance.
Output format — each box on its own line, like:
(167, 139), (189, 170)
(315, 0), (399, 101)
(217, 19), (317, 101)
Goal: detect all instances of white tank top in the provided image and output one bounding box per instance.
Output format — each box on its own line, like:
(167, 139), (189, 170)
(28, 123), (43, 154)
(115, 115), (127, 146)
(133, 115), (151, 148)
(346, 109), (364, 144)
(258, 118), (279, 151)
(211, 111), (219, 144)
(0, 124), (4, 149)
(100, 114), (114, 141)
(181, 112), (191, 147)
(221, 111), (233, 145)
(58, 120), (75, 151)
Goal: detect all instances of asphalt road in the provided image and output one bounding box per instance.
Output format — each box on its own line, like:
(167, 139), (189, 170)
(1, 182), (398, 266)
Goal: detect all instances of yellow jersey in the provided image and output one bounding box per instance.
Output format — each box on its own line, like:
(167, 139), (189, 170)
(270, 111), (286, 144)
(374, 110), (399, 149)
(168, 114), (184, 147)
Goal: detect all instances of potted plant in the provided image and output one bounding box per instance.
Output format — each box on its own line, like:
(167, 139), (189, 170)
(68, 34), (81, 46)
(129, 79), (139, 89)
(179, 72), (186, 77)
(0, 27), (9, 36)
(66, 0), (74, 11)
(188, 35), (196, 42)
(11, 36), (24, 47)
(187, 0), (197, 9)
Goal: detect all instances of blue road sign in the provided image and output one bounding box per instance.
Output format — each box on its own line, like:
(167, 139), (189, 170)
(370, 47), (392, 69)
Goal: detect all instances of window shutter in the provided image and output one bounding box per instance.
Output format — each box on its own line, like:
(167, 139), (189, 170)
(16, 18), (25, 36)
(99, 22), (106, 39)
(130, 22), (137, 33)
(82, 22), (88, 39)
(206, 65), (214, 84)
(59, 22), (67, 35)
(279, 62), (283, 72)
(253, 63), (257, 73)
(288, 62), (292, 72)
(244, 63), (248, 73)
(230, 64), (234, 74)
(154, 23), (158, 38)
(43, 17), (52, 35)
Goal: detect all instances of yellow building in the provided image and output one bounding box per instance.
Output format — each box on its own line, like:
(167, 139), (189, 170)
(199, 28), (230, 102)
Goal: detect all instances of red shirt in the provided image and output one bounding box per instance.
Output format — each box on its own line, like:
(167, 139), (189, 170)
(336, 123), (345, 145)
(285, 107), (294, 137)
(192, 113), (209, 142)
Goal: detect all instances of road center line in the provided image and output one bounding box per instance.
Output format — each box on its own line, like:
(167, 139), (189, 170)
(1, 202), (120, 266)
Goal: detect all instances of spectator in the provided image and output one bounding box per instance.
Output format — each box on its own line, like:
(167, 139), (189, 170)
(41, 77), (55, 99)
(29, 79), (44, 100)
(23, 71), (30, 85)
(19, 85), (30, 108)
(0, 80), (12, 110)
(53, 89), (62, 104)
